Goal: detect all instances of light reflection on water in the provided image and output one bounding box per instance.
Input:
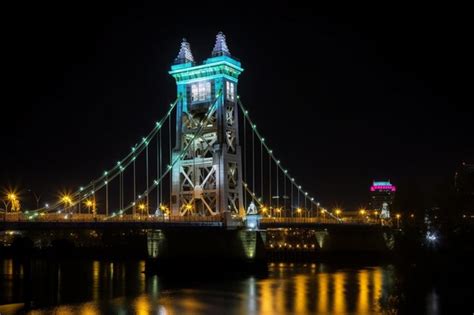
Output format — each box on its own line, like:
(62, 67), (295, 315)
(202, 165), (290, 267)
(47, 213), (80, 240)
(0, 259), (400, 314)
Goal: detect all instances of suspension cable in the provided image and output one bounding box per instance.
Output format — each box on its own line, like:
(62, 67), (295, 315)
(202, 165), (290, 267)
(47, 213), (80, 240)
(107, 92), (222, 217)
(238, 97), (339, 221)
(33, 97), (181, 214)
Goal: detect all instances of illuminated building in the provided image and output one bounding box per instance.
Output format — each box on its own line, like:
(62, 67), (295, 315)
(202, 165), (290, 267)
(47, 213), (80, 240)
(369, 180), (396, 219)
(169, 32), (244, 216)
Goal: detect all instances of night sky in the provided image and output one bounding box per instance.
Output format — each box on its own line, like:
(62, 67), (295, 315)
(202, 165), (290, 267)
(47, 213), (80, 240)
(2, 3), (472, 210)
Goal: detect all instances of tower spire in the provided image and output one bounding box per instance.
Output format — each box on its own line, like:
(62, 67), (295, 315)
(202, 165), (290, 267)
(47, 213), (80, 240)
(174, 38), (194, 64)
(211, 31), (231, 57)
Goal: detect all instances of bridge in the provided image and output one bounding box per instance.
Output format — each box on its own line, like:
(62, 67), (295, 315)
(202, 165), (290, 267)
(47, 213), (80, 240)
(1, 34), (388, 264)
(1, 32), (353, 230)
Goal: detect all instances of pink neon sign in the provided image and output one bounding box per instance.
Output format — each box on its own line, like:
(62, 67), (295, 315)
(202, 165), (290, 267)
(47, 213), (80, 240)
(370, 185), (396, 192)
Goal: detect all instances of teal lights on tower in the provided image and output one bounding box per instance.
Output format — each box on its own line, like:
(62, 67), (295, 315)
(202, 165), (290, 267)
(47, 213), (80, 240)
(169, 32), (244, 216)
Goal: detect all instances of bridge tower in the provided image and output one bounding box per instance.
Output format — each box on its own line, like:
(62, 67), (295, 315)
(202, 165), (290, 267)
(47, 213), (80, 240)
(169, 32), (244, 217)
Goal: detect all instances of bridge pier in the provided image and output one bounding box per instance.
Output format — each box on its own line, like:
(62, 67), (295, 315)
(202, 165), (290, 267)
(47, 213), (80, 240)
(145, 228), (267, 274)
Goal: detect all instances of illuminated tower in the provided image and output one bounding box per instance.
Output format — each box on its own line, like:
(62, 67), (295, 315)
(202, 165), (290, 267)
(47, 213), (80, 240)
(169, 33), (244, 217)
(369, 180), (396, 219)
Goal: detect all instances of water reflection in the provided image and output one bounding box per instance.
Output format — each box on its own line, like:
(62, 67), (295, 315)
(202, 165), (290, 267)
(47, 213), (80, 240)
(0, 259), (442, 314)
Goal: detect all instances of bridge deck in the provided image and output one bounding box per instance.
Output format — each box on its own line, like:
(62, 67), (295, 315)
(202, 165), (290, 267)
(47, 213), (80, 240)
(0, 214), (374, 230)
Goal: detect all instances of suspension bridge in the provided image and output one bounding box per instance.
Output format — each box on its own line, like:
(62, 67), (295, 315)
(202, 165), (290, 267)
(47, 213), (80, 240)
(2, 32), (360, 231)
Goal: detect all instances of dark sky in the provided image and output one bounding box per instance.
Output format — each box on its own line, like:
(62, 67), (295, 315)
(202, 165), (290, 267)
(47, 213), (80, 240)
(1, 3), (473, 210)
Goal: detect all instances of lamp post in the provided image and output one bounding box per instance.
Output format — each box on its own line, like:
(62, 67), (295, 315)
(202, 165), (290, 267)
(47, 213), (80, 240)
(359, 209), (366, 222)
(396, 213), (401, 229)
(61, 194), (73, 214)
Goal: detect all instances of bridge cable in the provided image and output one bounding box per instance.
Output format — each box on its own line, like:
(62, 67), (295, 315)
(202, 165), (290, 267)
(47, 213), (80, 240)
(238, 97), (339, 222)
(103, 92), (222, 218)
(30, 96), (181, 214)
(146, 144), (149, 214)
(243, 109), (247, 210)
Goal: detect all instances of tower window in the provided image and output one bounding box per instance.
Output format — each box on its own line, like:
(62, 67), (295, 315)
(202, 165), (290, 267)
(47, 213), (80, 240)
(191, 81), (211, 102)
(226, 81), (235, 101)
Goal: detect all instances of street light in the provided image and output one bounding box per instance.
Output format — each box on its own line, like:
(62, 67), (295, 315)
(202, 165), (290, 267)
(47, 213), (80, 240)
(396, 213), (401, 228)
(159, 204), (169, 215)
(335, 209), (342, 219)
(138, 203), (146, 215)
(296, 208), (302, 217)
(84, 199), (96, 215)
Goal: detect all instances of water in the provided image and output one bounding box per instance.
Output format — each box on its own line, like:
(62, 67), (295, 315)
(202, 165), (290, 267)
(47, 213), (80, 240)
(0, 258), (470, 314)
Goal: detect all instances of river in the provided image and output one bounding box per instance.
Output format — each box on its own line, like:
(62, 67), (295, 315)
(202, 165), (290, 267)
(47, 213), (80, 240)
(0, 258), (471, 314)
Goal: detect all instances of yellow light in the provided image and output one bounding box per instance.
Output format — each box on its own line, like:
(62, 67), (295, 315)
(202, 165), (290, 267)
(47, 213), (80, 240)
(138, 203), (146, 211)
(185, 204), (193, 211)
(85, 200), (93, 207)
(359, 209), (366, 215)
(261, 206), (268, 213)
(410, 214), (414, 218)
(374, 211), (379, 216)
(7, 193), (17, 201)
(396, 213), (401, 219)
(335, 209), (341, 215)
(297, 208), (302, 213)
(60, 194), (73, 206)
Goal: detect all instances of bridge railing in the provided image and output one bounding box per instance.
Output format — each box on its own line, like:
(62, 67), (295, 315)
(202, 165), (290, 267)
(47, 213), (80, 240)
(1, 213), (224, 223)
(260, 217), (340, 225)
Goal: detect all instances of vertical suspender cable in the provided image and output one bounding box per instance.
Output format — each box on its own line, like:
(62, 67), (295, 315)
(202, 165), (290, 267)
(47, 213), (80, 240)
(283, 173), (287, 216)
(260, 140), (263, 202)
(119, 171), (123, 211)
(268, 151), (272, 213)
(168, 114), (172, 211)
(133, 159), (136, 216)
(252, 130), (255, 194)
(304, 194), (308, 216)
(297, 187), (300, 210)
(146, 144), (149, 215)
(105, 176), (109, 216)
(159, 130), (163, 206)
(276, 163), (279, 209)
(243, 112), (247, 209)
(157, 130), (160, 213)
(92, 183), (95, 216)
(290, 179), (293, 217)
